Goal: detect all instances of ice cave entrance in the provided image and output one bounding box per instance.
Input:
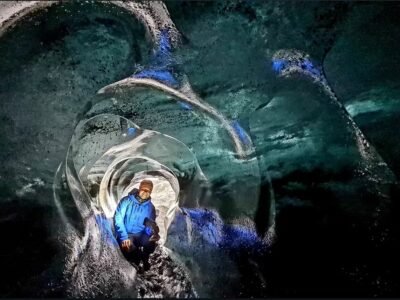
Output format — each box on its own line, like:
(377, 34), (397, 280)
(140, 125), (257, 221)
(69, 114), (203, 247)
(102, 162), (180, 245)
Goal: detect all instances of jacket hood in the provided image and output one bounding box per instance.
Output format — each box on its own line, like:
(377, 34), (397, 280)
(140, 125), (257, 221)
(128, 189), (152, 204)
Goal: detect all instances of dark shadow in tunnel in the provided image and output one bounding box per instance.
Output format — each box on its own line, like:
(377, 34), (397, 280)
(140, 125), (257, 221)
(0, 198), (60, 297)
(254, 175), (273, 238)
(257, 168), (400, 297)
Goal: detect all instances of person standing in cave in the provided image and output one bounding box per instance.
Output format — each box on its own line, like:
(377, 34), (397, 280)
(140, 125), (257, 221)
(114, 179), (160, 272)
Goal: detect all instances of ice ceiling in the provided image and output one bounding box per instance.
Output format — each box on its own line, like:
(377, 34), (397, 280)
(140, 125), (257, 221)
(0, 1), (399, 298)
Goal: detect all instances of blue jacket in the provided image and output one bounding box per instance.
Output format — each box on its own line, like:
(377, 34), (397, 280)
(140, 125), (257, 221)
(114, 192), (156, 242)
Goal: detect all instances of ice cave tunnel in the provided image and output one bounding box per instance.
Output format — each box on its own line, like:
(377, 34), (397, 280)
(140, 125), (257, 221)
(0, 1), (400, 298)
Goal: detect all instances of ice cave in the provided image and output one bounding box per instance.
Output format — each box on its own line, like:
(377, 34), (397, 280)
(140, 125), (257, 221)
(0, 1), (399, 297)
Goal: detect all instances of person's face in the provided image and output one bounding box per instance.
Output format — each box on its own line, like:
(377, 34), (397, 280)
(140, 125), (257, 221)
(138, 186), (151, 200)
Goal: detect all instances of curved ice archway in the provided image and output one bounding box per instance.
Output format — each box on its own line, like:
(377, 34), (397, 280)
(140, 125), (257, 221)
(65, 114), (208, 245)
(272, 48), (397, 183)
(1, 3), (275, 296)
(0, 0), (275, 249)
(1, 0), (275, 242)
(0, 1), (180, 45)
(0, 1), (257, 160)
(98, 77), (255, 158)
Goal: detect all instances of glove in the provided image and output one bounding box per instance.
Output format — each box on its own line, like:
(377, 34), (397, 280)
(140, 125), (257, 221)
(144, 218), (160, 243)
(144, 218), (160, 235)
(149, 232), (160, 242)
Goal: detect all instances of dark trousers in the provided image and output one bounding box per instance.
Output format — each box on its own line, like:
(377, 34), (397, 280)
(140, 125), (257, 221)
(123, 233), (157, 265)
